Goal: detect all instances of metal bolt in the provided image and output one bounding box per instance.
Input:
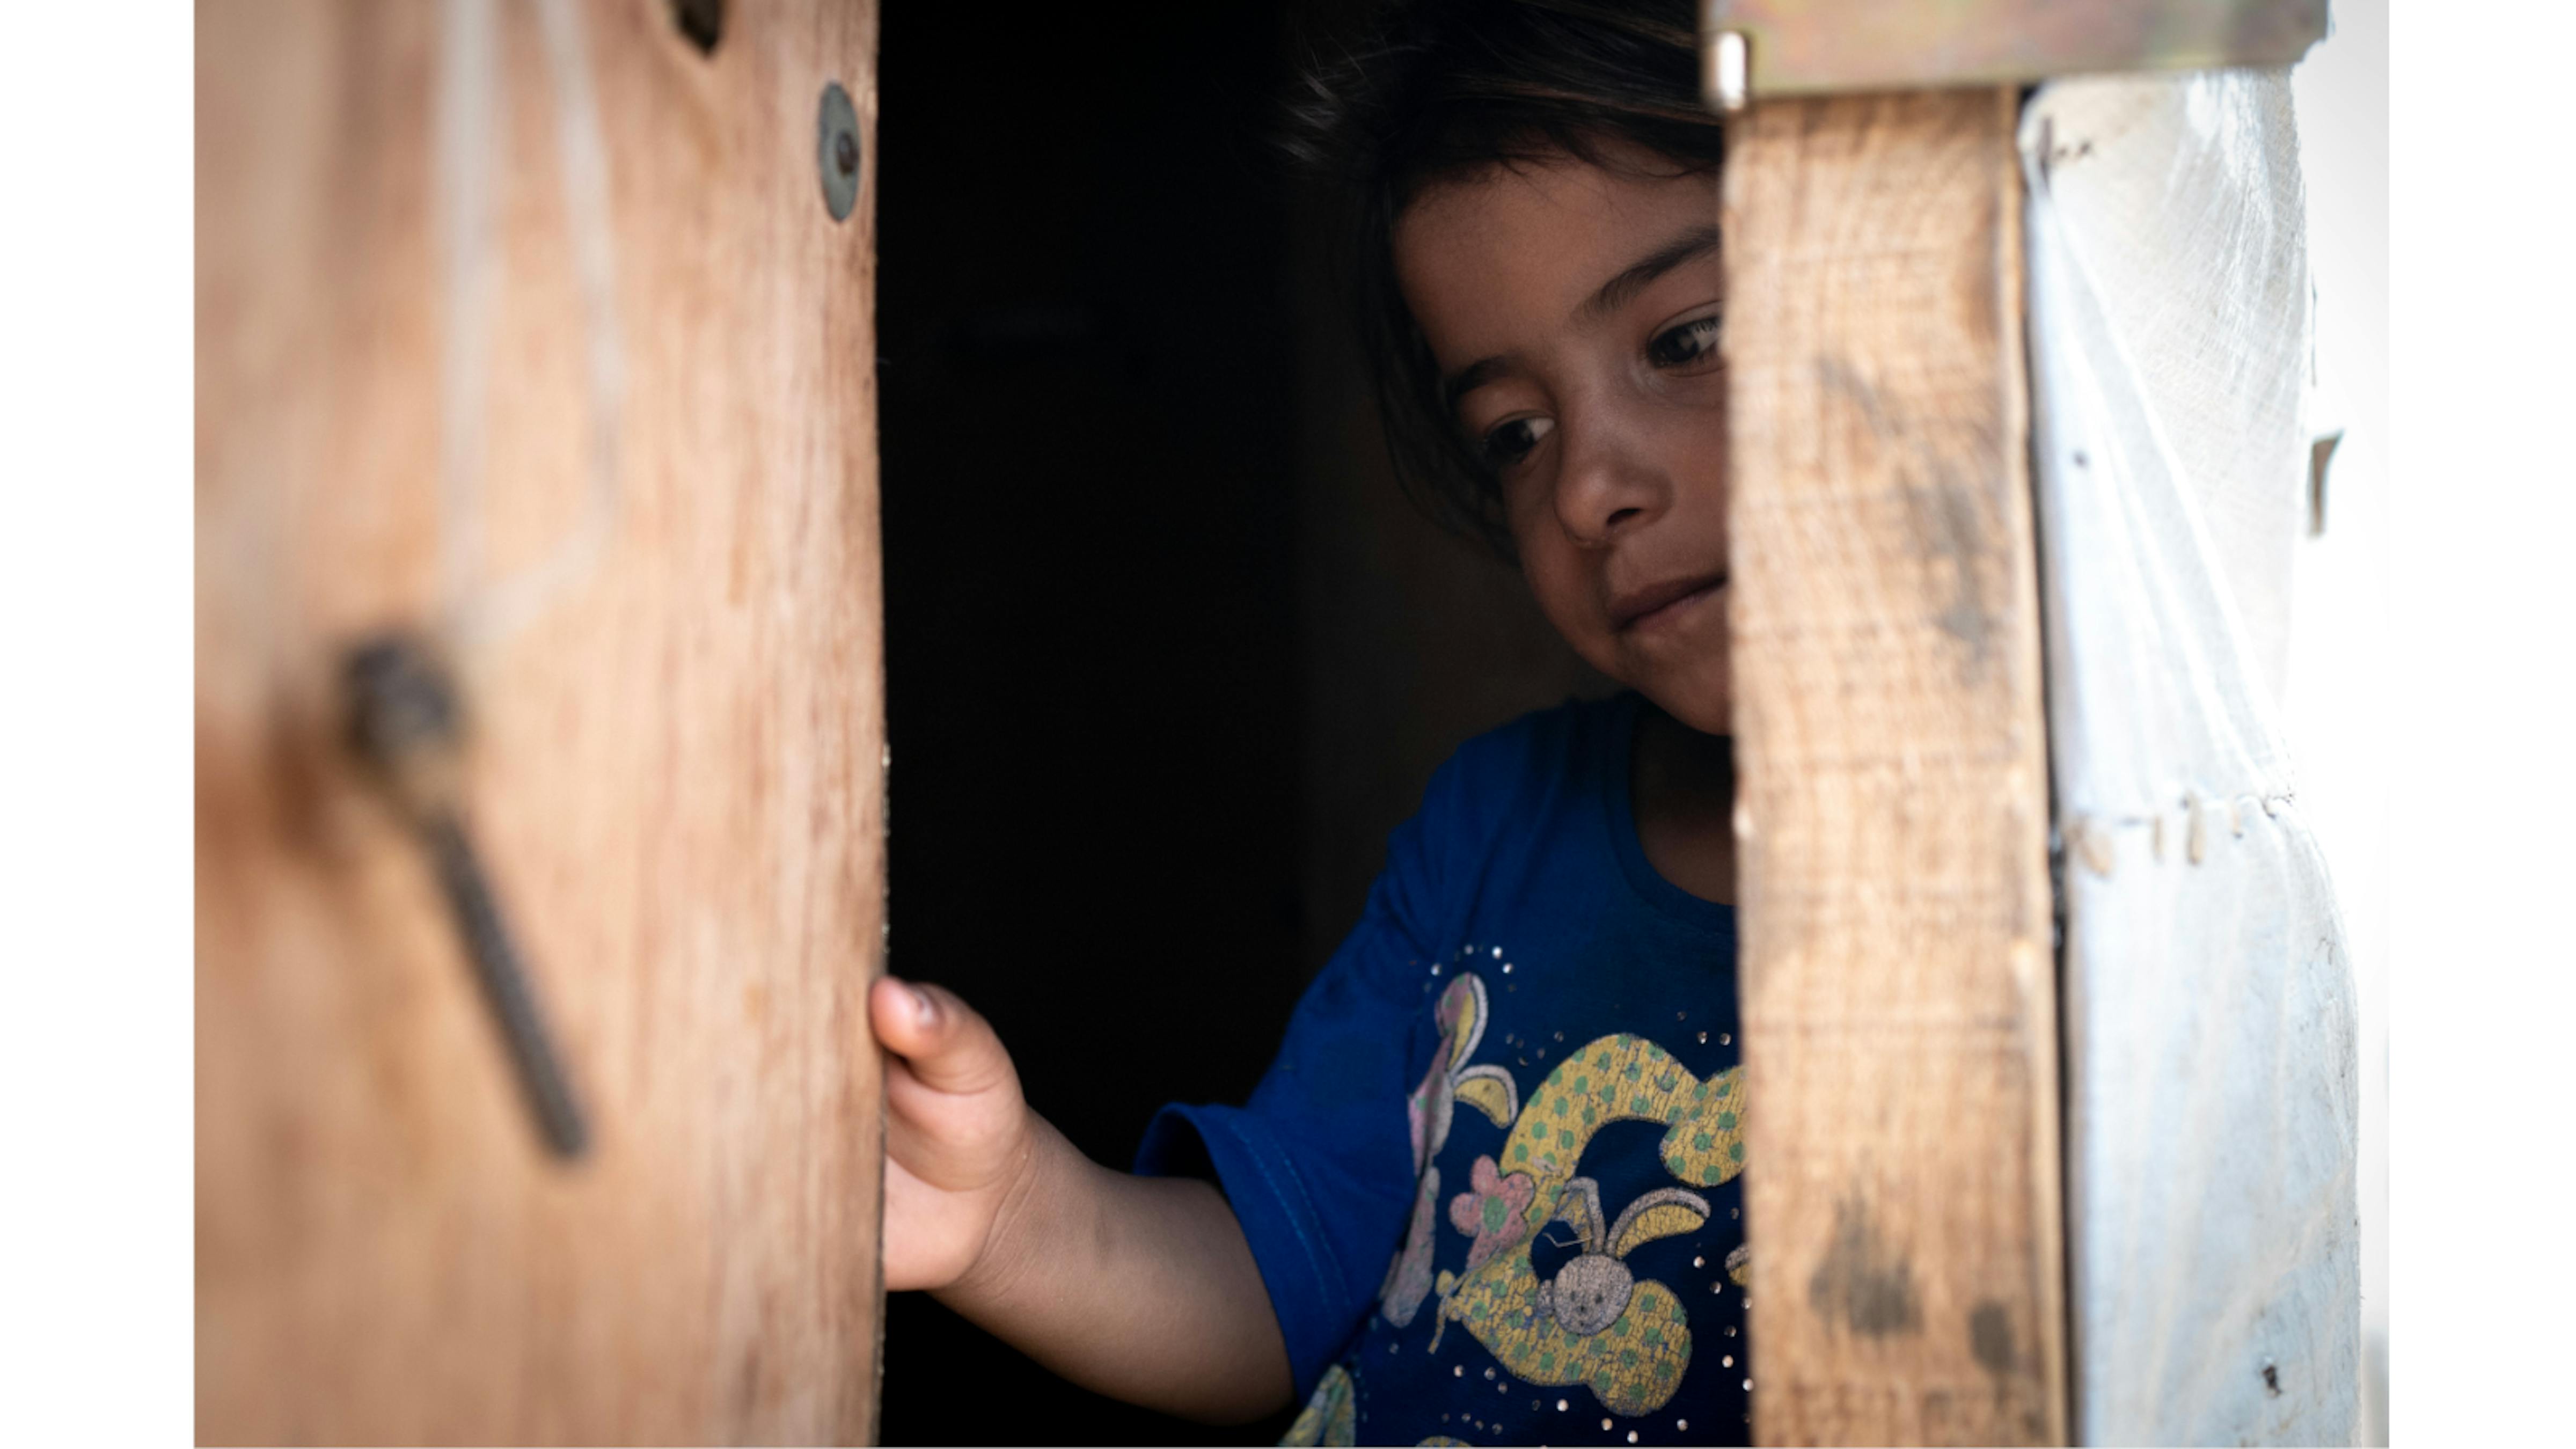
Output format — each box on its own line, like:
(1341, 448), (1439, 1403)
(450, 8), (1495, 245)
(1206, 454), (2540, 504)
(817, 81), (860, 222)
(345, 631), (590, 1160)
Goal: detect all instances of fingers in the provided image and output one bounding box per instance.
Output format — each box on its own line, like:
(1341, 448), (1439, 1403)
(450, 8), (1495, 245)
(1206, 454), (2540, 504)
(870, 976), (1017, 1099)
(880, 1153), (988, 1291)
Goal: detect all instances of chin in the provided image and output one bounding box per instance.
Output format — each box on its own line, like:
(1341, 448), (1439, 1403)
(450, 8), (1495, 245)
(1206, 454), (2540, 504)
(1640, 675), (1732, 737)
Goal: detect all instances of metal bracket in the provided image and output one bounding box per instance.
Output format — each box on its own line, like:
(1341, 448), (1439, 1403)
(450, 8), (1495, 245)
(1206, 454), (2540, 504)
(1701, 0), (2328, 111)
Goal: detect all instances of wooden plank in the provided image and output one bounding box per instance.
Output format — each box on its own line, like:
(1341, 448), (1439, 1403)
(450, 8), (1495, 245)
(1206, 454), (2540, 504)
(1721, 89), (2066, 1446)
(195, 0), (884, 1441)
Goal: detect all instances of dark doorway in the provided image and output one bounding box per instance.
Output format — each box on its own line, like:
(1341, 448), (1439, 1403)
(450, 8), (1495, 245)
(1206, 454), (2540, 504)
(875, 3), (1308, 1444)
(874, 1), (1603, 1441)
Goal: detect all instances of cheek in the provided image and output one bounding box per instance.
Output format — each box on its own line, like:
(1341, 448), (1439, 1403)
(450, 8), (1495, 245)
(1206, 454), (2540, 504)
(1516, 541), (1611, 660)
(1653, 387), (1731, 509)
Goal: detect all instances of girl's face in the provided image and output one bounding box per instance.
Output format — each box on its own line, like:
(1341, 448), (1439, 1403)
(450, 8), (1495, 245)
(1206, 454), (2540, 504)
(1394, 152), (1731, 735)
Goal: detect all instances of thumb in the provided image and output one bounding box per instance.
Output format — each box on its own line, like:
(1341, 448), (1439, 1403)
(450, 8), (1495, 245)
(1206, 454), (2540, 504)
(870, 976), (1017, 1097)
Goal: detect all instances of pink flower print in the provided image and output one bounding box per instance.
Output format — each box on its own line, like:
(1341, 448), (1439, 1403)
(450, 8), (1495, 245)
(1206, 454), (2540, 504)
(1435, 970), (1477, 1038)
(1405, 1036), (1455, 1174)
(1406, 975), (1488, 1172)
(1446, 1154), (1536, 1270)
(1379, 1164), (1442, 1327)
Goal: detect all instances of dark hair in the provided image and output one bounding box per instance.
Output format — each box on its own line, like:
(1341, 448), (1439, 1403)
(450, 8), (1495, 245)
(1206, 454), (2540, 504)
(1285, 0), (1723, 558)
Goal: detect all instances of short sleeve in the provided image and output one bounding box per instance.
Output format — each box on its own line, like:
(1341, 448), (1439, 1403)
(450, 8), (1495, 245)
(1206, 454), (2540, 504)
(1134, 725), (1543, 1401)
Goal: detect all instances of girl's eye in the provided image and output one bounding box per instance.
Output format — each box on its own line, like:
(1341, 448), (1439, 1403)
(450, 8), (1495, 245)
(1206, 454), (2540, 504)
(1648, 314), (1724, 370)
(1481, 415), (1555, 468)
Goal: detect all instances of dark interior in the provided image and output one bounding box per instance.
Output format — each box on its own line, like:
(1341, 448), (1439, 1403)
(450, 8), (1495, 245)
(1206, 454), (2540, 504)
(876, 2), (1602, 1441)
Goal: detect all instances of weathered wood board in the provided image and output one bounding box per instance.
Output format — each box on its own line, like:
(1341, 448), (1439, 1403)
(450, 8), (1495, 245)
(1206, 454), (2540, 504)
(196, 0), (885, 1440)
(1722, 90), (2067, 1445)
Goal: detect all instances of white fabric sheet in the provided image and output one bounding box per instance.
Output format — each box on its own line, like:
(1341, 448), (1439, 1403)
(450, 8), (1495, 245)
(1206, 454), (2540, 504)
(2021, 70), (2361, 1445)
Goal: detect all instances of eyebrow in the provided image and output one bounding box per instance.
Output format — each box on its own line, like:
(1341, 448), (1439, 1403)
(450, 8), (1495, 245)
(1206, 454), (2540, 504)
(1441, 356), (1511, 415)
(1579, 223), (1723, 323)
(1439, 223), (1726, 414)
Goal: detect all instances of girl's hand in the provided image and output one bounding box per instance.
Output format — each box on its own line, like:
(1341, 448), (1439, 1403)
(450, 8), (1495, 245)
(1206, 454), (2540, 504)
(869, 977), (1034, 1292)
(867, 977), (1291, 1421)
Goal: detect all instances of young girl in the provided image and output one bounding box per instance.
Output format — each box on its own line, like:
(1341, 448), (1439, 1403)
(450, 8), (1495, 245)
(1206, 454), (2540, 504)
(870, 3), (1747, 1441)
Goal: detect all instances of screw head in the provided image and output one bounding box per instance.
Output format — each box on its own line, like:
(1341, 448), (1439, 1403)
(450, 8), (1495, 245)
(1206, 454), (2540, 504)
(816, 81), (860, 222)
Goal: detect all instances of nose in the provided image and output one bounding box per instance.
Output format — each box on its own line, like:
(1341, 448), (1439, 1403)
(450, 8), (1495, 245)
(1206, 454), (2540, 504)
(1552, 412), (1671, 546)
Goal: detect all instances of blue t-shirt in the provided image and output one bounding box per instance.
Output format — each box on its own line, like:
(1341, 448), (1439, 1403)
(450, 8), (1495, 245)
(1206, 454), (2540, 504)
(1137, 693), (1752, 1447)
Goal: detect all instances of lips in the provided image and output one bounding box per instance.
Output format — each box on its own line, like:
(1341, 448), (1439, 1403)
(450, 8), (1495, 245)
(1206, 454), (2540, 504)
(1608, 570), (1729, 632)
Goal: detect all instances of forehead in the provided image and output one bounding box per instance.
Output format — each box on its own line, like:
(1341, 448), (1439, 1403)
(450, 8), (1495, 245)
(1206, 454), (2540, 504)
(1393, 155), (1719, 367)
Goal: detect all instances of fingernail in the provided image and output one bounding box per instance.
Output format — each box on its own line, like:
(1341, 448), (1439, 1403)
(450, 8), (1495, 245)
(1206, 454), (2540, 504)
(909, 985), (936, 1024)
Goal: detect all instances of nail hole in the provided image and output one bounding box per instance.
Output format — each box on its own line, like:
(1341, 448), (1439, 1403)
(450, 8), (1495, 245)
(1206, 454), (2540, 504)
(668, 0), (722, 56)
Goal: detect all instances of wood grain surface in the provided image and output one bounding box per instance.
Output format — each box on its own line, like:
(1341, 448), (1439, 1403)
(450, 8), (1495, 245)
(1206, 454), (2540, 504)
(1720, 90), (2066, 1446)
(195, 1), (885, 1440)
